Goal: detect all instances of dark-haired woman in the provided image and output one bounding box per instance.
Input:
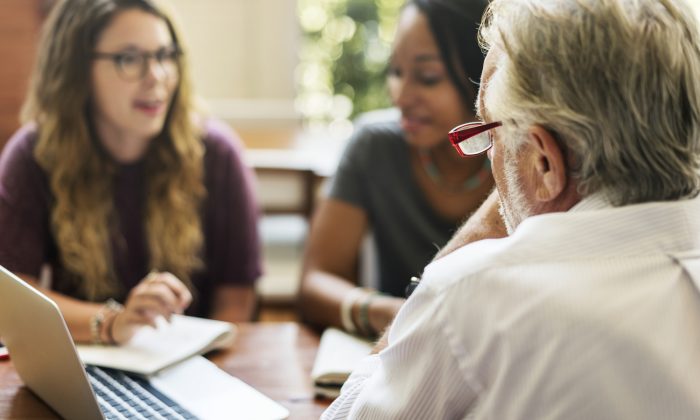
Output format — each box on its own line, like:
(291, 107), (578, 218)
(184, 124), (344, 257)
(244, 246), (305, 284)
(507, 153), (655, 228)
(299, 0), (493, 337)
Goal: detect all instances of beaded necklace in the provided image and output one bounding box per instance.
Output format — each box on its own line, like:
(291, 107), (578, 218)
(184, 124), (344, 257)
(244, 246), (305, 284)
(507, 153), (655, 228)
(418, 148), (491, 193)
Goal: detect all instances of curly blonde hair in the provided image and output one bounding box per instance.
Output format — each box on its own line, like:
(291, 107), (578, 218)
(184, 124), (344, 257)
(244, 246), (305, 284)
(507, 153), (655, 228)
(21, 0), (205, 300)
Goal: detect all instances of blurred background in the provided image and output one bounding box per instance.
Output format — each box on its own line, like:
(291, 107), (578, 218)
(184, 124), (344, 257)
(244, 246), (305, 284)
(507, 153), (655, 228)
(0, 0), (406, 148)
(1, 0), (699, 319)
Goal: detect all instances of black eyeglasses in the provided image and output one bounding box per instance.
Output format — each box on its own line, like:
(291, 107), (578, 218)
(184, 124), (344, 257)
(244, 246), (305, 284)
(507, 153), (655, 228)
(448, 121), (502, 157)
(92, 47), (181, 82)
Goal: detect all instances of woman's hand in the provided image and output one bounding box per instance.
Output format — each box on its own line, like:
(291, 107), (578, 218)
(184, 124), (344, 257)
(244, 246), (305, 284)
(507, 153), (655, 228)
(365, 294), (405, 337)
(110, 272), (192, 345)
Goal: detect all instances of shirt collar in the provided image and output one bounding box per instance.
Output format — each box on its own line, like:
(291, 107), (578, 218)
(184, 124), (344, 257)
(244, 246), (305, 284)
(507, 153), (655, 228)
(569, 193), (611, 213)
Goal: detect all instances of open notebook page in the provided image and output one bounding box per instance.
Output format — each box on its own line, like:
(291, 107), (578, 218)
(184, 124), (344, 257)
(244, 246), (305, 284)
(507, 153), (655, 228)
(77, 314), (235, 376)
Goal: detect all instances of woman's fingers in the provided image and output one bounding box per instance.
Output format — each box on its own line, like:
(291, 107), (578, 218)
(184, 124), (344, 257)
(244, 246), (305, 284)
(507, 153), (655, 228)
(125, 277), (188, 321)
(118, 308), (159, 328)
(113, 271), (194, 344)
(158, 272), (193, 309)
(141, 271), (192, 311)
(129, 295), (174, 321)
(135, 282), (181, 314)
(111, 272), (192, 344)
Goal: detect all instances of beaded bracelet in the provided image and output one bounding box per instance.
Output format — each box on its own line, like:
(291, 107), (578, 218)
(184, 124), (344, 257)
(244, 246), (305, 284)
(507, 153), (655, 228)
(358, 291), (381, 338)
(89, 299), (123, 345)
(104, 299), (124, 345)
(89, 308), (105, 345)
(340, 287), (365, 334)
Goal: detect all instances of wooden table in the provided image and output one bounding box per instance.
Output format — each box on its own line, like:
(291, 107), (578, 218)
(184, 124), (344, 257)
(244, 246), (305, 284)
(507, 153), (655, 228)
(0, 322), (332, 419)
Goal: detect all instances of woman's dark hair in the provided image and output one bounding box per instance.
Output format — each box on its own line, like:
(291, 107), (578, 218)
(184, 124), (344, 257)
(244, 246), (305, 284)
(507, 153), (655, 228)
(411, 0), (489, 106)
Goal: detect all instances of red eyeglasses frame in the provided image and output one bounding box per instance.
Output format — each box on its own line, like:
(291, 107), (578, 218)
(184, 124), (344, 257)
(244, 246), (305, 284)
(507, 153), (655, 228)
(448, 121), (502, 157)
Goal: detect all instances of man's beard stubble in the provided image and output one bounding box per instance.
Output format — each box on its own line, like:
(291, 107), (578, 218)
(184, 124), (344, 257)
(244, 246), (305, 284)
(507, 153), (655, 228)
(497, 150), (532, 235)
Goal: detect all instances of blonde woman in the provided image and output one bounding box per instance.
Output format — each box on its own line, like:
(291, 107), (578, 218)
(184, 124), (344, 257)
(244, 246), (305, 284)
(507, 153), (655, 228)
(0, 0), (261, 345)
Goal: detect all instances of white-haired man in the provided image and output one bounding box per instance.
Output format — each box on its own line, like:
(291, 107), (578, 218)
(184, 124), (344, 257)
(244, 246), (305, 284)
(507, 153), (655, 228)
(322, 0), (700, 418)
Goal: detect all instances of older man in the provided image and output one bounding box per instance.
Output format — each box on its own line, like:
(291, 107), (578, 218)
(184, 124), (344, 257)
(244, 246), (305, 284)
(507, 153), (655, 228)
(322, 0), (700, 418)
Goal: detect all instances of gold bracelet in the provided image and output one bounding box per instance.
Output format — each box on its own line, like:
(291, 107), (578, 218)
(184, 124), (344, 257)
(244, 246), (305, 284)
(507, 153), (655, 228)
(89, 308), (105, 345)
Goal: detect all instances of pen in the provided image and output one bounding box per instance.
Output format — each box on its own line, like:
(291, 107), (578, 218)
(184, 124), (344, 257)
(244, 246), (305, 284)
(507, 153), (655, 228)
(405, 276), (421, 298)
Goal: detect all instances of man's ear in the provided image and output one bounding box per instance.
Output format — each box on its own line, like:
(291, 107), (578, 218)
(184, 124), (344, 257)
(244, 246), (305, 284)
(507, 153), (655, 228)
(527, 125), (567, 202)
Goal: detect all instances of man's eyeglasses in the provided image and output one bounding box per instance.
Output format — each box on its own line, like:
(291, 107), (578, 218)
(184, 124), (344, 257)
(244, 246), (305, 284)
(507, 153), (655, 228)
(448, 121), (502, 157)
(92, 47), (181, 82)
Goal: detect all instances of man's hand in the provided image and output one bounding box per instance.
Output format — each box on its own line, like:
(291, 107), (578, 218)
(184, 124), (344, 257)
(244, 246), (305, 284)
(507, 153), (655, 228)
(434, 188), (507, 260)
(371, 327), (390, 354)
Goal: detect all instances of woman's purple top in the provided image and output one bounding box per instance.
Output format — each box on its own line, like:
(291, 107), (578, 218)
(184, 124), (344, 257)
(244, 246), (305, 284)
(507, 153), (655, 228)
(0, 119), (262, 317)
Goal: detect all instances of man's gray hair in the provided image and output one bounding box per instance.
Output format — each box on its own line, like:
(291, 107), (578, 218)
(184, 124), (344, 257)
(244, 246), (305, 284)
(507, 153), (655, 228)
(480, 0), (700, 205)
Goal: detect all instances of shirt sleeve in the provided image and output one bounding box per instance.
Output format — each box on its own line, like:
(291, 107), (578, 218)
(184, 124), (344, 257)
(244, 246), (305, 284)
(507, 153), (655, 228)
(321, 282), (479, 419)
(326, 124), (375, 208)
(202, 120), (263, 286)
(0, 126), (51, 278)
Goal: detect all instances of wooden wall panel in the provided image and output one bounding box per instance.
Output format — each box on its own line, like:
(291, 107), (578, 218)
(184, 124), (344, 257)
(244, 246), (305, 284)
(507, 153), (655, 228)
(0, 0), (46, 151)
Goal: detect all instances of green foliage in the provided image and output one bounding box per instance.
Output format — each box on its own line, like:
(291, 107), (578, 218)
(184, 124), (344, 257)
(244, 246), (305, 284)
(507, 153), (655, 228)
(297, 0), (403, 125)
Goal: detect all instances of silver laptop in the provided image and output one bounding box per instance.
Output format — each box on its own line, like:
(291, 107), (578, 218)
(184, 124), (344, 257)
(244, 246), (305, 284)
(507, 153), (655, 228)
(0, 265), (290, 420)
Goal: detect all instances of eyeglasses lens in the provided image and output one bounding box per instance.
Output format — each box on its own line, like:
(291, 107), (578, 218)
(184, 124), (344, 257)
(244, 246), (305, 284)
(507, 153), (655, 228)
(116, 51), (179, 81)
(458, 131), (491, 155)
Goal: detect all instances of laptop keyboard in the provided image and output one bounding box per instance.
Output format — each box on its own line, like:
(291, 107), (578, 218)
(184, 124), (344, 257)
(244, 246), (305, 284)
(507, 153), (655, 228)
(86, 365), (198, 420)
